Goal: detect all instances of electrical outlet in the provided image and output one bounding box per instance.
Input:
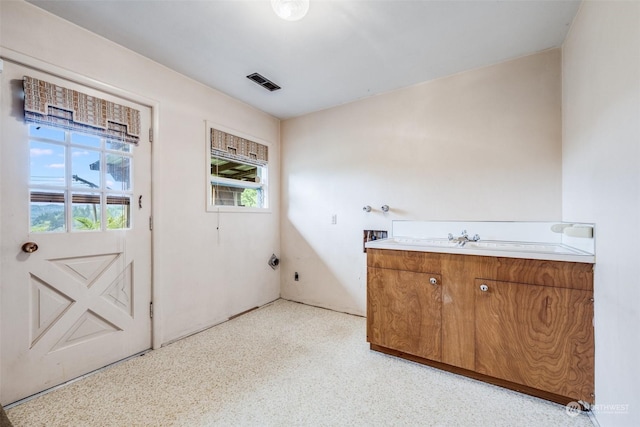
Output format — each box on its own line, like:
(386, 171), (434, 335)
(331, 214), (337, 225)
(294, 272), (299, 281)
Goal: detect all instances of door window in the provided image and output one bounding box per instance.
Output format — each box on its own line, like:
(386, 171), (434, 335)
(29, 125), (134, 232)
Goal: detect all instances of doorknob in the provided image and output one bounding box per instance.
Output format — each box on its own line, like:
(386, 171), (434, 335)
(22, 242), (39, 253)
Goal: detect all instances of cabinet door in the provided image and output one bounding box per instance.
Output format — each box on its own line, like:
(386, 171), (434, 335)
(475, 279), (594, 402)
(367, 267), (442, 361)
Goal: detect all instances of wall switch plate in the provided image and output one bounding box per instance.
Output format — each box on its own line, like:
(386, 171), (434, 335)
(331, 214), (337, 225)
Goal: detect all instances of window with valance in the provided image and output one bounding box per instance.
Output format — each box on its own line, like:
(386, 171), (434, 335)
(23, 76), (140, 232)
(209, 127), (270, 210)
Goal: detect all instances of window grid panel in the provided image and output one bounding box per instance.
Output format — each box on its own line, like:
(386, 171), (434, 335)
(28, 124), (134, 233)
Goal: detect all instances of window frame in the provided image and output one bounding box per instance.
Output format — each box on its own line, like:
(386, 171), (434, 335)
(205, 122), (272, 213)
(28, 124), (135, 233)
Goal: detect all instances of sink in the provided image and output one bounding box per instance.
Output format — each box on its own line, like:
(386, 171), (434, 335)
(465, 241), (591, 255)
(365, 236), (594, 263)
(389, 238), (590, 255)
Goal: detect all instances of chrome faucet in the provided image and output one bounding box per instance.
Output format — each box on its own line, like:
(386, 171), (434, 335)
(448, 230), (480, 246)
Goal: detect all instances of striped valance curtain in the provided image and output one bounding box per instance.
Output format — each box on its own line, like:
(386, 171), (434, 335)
(211, 128), (268, 166)
(23, 76), (141, 144)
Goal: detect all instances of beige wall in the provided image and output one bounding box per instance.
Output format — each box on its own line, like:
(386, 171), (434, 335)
(281, 49), (562, 315)
(4, 1), (637, 421)
(563, 1), (640, 425)
(0, 0), (281, 345)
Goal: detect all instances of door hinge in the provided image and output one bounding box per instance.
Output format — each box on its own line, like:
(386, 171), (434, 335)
(149, 128), (153, 143)
(149, 301), (154, 319)
(149, 216), (153, 231)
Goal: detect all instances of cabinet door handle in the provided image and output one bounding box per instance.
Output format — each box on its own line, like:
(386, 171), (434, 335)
(429, 277), (438, 285)
(479, 284), (489, 292)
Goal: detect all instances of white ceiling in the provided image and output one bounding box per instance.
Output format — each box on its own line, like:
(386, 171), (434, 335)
(27, 0), (581, 120)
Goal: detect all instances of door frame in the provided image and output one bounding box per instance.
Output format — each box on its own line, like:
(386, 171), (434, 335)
(0, 49), (163, 392)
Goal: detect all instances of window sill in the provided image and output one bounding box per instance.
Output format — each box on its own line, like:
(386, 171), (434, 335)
(206, 206), (272, 214)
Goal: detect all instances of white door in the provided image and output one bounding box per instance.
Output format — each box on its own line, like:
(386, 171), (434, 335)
(0, 62), (152, 405)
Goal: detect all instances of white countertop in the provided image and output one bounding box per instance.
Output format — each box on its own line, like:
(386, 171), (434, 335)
(365, 237), (595, 264)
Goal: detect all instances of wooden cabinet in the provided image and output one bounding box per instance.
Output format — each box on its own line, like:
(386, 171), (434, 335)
(368, 268), (442, 361)
(475, 279), (594, 401)
(367, 248), (594, 405)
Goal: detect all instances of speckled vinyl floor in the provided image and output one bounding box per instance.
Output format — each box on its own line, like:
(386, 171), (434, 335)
(6, 299), (593, 427)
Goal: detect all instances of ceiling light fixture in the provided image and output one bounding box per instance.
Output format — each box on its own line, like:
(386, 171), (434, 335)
(271, 0), (309, 21)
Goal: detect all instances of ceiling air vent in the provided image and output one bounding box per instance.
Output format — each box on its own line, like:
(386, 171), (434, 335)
(247, 73), (281, 92)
